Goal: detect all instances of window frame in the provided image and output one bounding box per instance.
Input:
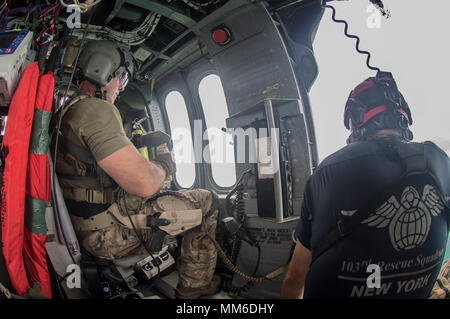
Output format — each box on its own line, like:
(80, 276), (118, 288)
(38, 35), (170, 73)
(194, 71), (237, 191)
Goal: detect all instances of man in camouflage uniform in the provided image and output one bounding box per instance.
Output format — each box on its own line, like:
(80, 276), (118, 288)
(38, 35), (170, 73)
(56, 40), (220, 298)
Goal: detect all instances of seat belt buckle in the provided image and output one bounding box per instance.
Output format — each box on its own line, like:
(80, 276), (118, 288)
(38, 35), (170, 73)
(337, 220), (351, 237)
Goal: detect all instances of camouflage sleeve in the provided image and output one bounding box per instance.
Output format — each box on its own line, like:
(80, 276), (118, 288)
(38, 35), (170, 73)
(70, 98), (132, 161)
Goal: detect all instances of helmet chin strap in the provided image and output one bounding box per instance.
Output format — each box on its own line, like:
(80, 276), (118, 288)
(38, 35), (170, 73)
(97, 84), (111, 102)
(92, 86), (105, 100)
(100, 88), (119, 104)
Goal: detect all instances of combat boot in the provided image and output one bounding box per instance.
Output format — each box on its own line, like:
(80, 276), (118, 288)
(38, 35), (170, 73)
(175, 275), (222, 299)
(175, 189), (220, 298)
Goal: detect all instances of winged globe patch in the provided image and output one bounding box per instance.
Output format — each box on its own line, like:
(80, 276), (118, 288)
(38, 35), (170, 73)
(362, 185), (445, 251)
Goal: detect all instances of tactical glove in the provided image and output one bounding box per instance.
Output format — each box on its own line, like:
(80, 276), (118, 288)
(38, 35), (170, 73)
(132, 130), (171, 148)
(152, 152), (176, 178)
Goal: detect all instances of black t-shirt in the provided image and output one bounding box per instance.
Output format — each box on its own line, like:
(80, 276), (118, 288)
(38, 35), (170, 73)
(296, 139), (450, 298)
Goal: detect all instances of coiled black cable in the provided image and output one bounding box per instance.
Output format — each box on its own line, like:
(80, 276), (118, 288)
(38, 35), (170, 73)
(321, 0), (380, 72)
(225, 169), (252, 218)
(223, 170), (262, 295)
(234, 184), (245, 224)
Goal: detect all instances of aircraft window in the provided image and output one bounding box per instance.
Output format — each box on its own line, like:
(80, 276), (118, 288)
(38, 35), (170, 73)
(165, 91), (195, 188)
(198, 74), (236, 188)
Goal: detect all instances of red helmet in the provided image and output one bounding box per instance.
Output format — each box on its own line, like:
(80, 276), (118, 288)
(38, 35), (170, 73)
(344, 71), (413, 141)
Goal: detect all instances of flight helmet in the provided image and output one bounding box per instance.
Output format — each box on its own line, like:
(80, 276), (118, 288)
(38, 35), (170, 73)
(77, 40), (134, 88)
(344, 71), (413, 142)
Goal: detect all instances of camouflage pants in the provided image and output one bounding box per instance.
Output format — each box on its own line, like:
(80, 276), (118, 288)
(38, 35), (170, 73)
(73, 189), (219, 288)
(429, 259), (450, 299)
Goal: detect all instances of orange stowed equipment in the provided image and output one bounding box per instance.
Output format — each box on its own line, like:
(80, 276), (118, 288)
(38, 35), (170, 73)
(1, 62), (39, 296)
(1, 61), (53, 298)
(23, 71), (54, 299)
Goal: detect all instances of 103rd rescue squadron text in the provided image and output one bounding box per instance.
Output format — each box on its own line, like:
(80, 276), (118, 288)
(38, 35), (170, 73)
(176, 303), (275, 316)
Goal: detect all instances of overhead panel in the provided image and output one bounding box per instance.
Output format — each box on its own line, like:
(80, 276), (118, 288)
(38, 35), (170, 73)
(193, 2), (301, 117)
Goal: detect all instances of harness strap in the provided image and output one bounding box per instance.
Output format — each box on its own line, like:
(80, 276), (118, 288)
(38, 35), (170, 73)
(79, 252), (105, 298)
(60, 93), (90, 119)
(397, 142), (427, 173)
(311, 142), (447, 264)
(311, 176), (403, 263)
(398, 143), (448, 207)
(63, 187), (116, 205)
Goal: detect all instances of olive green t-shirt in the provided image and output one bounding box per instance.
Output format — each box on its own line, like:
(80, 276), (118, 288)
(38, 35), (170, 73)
(61, 97), (132, 161)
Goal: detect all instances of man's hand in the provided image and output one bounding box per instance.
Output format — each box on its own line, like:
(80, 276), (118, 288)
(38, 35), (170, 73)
(133, 130), (171, 148)
(152, 152), (176, 178)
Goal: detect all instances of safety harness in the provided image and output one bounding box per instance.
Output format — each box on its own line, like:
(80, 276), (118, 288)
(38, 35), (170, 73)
(311, 141), (450, 264)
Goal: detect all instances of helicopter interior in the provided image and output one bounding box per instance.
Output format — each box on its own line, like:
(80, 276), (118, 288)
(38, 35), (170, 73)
(0, 0), (424, 300)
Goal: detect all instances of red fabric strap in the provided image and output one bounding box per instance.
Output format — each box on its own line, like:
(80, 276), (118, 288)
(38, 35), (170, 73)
(397, 108), (410, 123)
(360, 105), (387, 127)
(360, 105), (411, 127)
(351, 79), (375, 99)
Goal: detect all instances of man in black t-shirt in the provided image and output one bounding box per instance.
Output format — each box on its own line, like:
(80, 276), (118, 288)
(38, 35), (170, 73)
(281, 72), (450, 299)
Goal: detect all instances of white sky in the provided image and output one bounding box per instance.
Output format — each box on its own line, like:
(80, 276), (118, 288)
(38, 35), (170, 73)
(309, 0), (450, 161)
